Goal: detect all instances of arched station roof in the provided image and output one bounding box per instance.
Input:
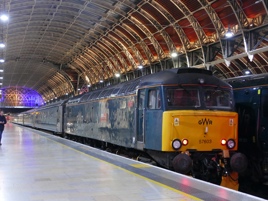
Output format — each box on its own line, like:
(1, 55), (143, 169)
(1, 0), (267, 102)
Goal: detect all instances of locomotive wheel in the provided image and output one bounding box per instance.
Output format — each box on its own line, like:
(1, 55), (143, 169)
(172, 153), (192, 174)
(230, 153), (248, 173)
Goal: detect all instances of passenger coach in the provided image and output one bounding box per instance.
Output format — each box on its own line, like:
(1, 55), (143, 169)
(227, 74), (268, 184)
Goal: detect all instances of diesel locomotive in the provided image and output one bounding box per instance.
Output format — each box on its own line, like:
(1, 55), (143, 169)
(13, 68), (247, 189)
(226, 73), (268, 184)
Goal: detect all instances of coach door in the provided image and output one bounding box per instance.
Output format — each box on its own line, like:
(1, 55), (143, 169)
(137, 89), (145, 147)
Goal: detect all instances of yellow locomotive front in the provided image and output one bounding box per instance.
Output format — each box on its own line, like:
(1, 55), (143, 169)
(162, 84), (247, 189)
(162, 110), (238, 153)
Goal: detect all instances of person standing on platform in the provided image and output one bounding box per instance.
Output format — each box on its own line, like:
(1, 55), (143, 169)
(0, 110), (7, 145)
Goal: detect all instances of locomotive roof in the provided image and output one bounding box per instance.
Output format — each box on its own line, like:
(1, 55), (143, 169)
(72, 67), (231, 103)
(138, 68), (229, 88)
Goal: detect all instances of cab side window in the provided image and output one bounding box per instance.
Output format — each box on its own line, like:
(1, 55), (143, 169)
(148, 89), (161, 109)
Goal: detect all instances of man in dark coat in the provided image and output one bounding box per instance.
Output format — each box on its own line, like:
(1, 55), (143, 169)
(0, 110), (7, 145)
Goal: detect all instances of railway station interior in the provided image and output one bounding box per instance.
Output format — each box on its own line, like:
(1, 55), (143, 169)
(0, 0), (268, 200)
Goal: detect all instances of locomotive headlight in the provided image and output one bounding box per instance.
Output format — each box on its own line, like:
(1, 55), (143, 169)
(198, 78), (205, 84)
(172, 139), (182, 150)
(227, 139), (236, 149)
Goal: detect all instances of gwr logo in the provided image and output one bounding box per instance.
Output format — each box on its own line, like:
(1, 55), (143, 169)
(198, 118), (212, 125)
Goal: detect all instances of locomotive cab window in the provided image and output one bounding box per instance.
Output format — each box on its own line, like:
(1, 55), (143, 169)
(148, 88), (161, 109)
(166, 88), (200, 108)
(204, 88), (232, 109)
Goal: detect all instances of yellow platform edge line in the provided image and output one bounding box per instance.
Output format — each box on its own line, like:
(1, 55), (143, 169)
(131, 163), (151, 168)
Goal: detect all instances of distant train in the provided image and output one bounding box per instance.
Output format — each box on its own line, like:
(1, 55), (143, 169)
(12, 68), (247, 189)
(226, 73), (268, 183)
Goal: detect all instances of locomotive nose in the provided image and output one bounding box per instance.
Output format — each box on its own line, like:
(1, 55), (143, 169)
(230, 153), (248, 173)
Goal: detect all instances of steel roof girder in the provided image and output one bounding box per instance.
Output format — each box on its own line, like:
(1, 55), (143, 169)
(108, 34), (137, 71)
(138, 4), (179, 65)
(111, 28), (145, 66)
(150, 1), (189, 54)
(130, 17), (165, 61)
(227, 0), (250, 56)
(198, 0), (226, 38)
(172, 0), (207, 44)
(122, 23), (154, 64)
(187, 49), (205, 67)
(94, 39), (128, 70)
(227, 0), (249, 29)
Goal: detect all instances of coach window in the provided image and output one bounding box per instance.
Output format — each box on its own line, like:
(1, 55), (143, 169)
(148, 88), (161, 109)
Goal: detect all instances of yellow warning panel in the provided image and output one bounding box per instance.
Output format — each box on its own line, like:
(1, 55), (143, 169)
(131, 163), (151, 168)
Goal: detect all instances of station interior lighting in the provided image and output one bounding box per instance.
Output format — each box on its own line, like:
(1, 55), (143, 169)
(0, 14), (8, 22)
(244, 70), (251, 75)
(0, 14), (8, 88)
(171, 52), (178, 57)
(115, 73), (120, 78)
(138, 65), (143, 69)
(225, 27), (234, 38)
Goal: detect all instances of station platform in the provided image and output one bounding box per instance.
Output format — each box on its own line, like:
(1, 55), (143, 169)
(0, 123), (266, 201)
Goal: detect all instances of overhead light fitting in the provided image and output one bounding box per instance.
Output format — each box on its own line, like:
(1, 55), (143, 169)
(225, 26), (234, 38)
(0, 43), (5, 48)
(171, 52), (178, 57)
(138, 65), (143, 69)
(115, 73), (120, 78)
(0, 14), (8, 22)
(0, 59), (5, 63)
(244, 70), (251, 75)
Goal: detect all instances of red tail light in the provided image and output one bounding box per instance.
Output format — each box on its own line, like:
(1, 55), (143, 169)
(182, 139), (188, 145)
(221, 139), (227, 145)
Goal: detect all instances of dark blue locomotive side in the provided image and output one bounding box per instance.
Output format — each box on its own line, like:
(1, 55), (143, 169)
(226, 74), (268, 183)
(65, 92), (137, 148)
